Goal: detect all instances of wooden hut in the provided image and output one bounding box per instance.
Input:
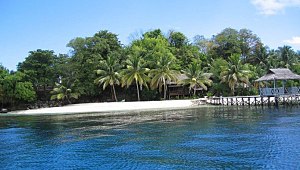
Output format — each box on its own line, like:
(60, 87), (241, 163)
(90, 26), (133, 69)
(167, 74), (189, 99)
(255, 68), (300, 96)
(167, 74), (204, 99)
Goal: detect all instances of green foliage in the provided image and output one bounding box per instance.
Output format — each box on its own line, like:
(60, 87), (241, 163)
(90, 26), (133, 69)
(277, 45), (297, 68)
(150, 55), (180, 100)
(143, 29), (165, 39)
(94, 55), (121, 101)
(15, 82), (36, 102)
(140, 88), (160, 101)
(50, 83), (79, 104)
(209, 28), (263, 63)
(181, 61), (212, 94)
(121, 50), (150, 101)
(210, 58), (227, 80)
(0, 69), (36, 106)
(220, 54), (250, 95)
(131, 33), (176, 69)
(211, 28), (241, 59)
(168, 31), (188, 48)
(2, 27), (300, 109)
(17, 49), (56, 89)
(206, 91), (213, 97)
(67, 30), (123, 97)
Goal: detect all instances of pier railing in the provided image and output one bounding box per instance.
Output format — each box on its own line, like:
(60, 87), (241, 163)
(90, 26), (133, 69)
(207, 95), (300, 106)
(259, 87), (300, 96)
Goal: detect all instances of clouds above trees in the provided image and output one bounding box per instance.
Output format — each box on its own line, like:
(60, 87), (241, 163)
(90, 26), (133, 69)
(251, 0), (300, 15)
(284, 37), (300, 44)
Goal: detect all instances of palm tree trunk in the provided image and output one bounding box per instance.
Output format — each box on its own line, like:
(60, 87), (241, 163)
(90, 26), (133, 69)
(66, 96), (71, 104)
(231, 88), (235, 96)
(112, 85), (118, 102)
(136, 80), (140, 101)
(163, 79), (167, 100)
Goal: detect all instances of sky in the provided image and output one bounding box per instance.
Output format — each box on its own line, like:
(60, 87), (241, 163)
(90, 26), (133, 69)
(0, 0), (300, 70)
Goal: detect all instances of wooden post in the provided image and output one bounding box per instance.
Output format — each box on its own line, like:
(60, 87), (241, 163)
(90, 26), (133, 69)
(268, 96), (270, 107)
(254, 97), (257, 106)
(231, 98), (233, 105)
(261, 97), (263, 107)
(242, 97), (244, 106)
(248, 97), (250, 106)
(227, 98), (229, 106)
(275, 96), (279, 107)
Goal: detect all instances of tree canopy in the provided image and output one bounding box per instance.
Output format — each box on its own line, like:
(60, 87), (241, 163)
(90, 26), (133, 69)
(2, 27), (300, 110)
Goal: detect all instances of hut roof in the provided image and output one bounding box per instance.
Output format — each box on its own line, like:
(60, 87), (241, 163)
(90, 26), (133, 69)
(167, 73), (212, 85)
(167, 74), (187, 85)
(255, 68), (300, 82)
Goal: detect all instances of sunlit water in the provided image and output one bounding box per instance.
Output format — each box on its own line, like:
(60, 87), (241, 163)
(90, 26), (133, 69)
(1, 106), (300, 169)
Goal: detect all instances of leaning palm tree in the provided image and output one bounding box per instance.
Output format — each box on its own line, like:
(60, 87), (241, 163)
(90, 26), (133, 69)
(150, 55), (179, 100)
(121, 55), (150, 101)
(181, 61), (212, 95)
(221, 54), (250, 95)
(94, 55), (121, 102)
(50, 83), (80, 104)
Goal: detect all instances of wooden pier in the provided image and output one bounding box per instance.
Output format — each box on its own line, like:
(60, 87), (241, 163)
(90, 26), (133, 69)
(205, 68), (300, 107)
(207, 95), (300, 106)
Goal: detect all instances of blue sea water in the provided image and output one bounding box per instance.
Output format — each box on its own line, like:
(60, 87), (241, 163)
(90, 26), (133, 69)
(0, 106), (300, 169)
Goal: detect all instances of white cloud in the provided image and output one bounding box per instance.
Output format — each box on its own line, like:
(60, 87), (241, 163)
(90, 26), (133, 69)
(251, 0), (300, 15)
(284, 36), (300, 44)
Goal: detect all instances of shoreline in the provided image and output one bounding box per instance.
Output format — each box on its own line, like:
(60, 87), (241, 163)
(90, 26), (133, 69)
(7, 99), (208, 115)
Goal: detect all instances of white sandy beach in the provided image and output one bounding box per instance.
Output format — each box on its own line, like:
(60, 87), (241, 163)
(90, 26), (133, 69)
(9, 99), (205, 115)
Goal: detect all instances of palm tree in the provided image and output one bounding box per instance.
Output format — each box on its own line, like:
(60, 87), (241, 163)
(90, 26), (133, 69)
(150, 55), (179, 100)
(221, 54), (250, 95)
(277, 45), (297, 68)
(94, 55), (121, 102)
(50, 83), (79, 104)
(181, 61), (212, 95)
(121, 55), (149, 101)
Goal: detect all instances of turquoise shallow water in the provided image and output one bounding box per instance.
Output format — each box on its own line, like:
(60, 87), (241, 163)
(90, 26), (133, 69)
(0, 106), (300, 169)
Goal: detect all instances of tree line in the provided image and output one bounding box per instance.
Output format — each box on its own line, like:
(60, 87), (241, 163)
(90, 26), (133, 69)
(1, 28), (299, 110)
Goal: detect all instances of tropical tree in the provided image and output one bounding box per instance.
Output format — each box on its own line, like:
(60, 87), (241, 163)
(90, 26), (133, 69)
(221, 54), (250, 95)
(277, 45), (297, 68)
(238, 28), (262, 63)
(94, 55), (121, 102)
(211, 28), (241, 59)
(121, 52), (149, 101)
(17, 49), (56, 99)
(50, 83), (79, 104)
(150, 54), (179, 100)
(67, 30), (123, 97)
(181, 61), (212, 95)
(1, 71), (36, 107)
(130, 31), (173, 69)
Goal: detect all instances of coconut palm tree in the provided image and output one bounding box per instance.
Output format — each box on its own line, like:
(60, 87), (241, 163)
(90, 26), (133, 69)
(181, 61), (212, 95)
(150, 55), (179, 100)
(50, 83), (79, 104)
(277, 45), (297, 68)
(94, 55), (121, 102)
(221, 54), (250, 95)
(121, 55), (149, 101)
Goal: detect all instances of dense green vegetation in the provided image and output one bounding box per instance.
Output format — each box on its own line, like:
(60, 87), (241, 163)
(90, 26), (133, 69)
(1, 28), (300, 110)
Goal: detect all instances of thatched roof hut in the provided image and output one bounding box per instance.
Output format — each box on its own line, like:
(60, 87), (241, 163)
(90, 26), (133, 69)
(167, 74), (188, 85)
(255, 68), (300, 82)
